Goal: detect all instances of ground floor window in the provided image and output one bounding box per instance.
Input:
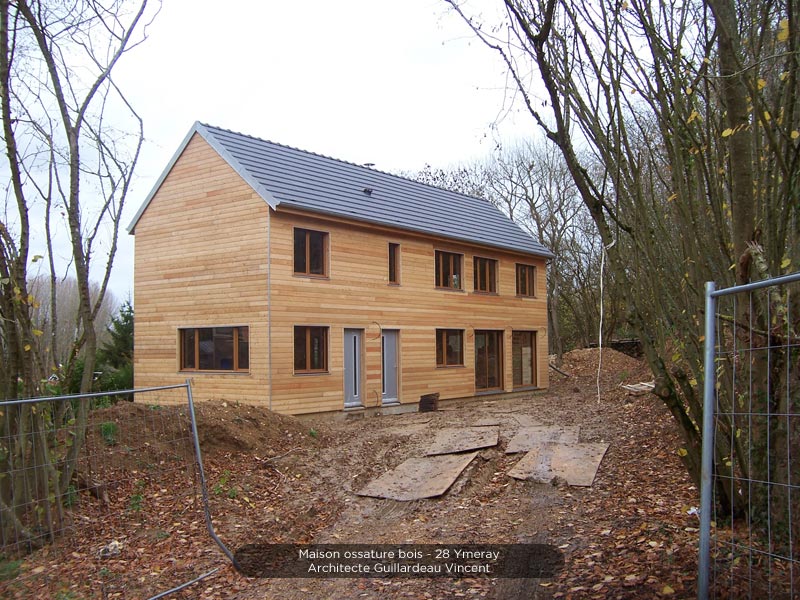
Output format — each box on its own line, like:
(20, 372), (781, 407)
(512, 330), (537, 388)
(180, 326), (249, 371)
(294, 326), (329, 373)
(436, 329), (464, 367)
(475, 330), (503, 390)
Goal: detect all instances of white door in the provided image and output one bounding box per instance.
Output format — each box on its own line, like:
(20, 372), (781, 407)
(381, 329), (399, 405)
(344, 329), (363, 408)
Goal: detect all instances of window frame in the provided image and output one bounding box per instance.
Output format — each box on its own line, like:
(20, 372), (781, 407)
(434, 250), (464, 290)
(512, 330), (537, 388)
(475, 329), (504, 391)
(516, 263), (537, 297)
(293, 325), (330, 374)
(388, 242), (400, 285)
(293, 227), (329, 277)
(179, 326), (250, 372)
(435, 328), (464, 367)
(473, 256), (498, 294)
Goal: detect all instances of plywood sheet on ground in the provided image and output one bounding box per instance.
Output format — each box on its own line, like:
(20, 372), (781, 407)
(357, 452), (479, 501)
(507, 442), (609, 487)
(424, 427), (499, 456)
(472, 418), (502, 427)
(505, 426), (580, 454)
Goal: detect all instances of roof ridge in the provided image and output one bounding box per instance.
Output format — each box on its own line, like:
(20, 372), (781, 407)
(127, 121), (553, 258)
(198, 122), (491, 203)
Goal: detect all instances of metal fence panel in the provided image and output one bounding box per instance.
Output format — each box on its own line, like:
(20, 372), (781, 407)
(0, 382), (234, 599)
(700, 273), (800, 598)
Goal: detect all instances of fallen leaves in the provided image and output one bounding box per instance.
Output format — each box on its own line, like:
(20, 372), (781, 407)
(4, 348), (707, 599)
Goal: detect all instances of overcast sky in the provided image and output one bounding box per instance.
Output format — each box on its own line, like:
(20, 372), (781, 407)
(107, 0), (536, 301)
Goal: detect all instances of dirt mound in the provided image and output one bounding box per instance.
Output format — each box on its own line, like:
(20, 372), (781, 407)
(558, 347), (651, 382)
(194, 401), (323, 456)
(88, 400), (325, 459)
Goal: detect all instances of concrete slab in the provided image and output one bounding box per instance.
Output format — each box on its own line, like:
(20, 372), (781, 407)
(507, 442), (609, 487)
(505, 425), (580, 454)
(356, 452), (479, 501)
(424, 427), (500, 456)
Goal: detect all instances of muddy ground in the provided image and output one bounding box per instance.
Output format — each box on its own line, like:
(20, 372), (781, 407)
(3, 348), (701, 599)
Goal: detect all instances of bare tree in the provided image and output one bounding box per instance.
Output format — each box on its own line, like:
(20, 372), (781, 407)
(445, 0), (799, 529)
(28, 275), (118, 380)
(406, 143), (628, 360)
(0, 0), (158, 550)
(485, 140), (629, 360)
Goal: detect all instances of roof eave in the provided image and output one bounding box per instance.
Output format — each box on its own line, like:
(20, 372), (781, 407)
(276, 203), (554, 260)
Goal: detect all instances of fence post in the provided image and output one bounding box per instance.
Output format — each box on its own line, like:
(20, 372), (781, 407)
(698, 281), (717, 600)
(184, 379), (241, 570)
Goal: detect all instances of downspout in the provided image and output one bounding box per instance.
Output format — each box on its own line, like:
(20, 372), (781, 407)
(267, 209), (272, 411)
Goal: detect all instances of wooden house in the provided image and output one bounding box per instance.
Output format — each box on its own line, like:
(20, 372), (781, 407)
(128, 123), (553, 415)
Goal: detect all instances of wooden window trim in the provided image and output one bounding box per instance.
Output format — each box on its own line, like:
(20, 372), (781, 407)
(435, 328), (464, 367)
(512, 330), (537, 389)
(473, 256), (498, 294)
(293, 227), (329, 278)
(516, 263), (536, 297)
(435, 250), (463, 290)
(294, 325), (329, 374)
(388, 242), (400, 285)
(475, 329), (504, 391)
(179, 326), (249, 373)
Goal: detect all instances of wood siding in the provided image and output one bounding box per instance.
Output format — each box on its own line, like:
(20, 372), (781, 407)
(133, 134), (271, 404)
(133, 136), (549, 414)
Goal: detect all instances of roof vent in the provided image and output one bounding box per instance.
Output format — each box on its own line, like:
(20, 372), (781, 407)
(363, 187), (373, 196)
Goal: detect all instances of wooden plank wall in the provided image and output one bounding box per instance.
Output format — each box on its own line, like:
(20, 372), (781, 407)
(132, 135), (550, 414)
(267, 210), (549, 415)
(132, 134), (271, 404)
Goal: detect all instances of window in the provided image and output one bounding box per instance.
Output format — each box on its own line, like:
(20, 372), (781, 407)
(294, 326), (329, 373)
(294, 228), (328, 276)
(180, 327), (249, 371)
(435, 250), (462, 289)
(435, 329), (464, 367)
(475, 330), (503, 390)
(473, 257), (498, 293)
(513, 331), (537, 387)
(388, 243), (400, 285)
(516, 263), (536, 297)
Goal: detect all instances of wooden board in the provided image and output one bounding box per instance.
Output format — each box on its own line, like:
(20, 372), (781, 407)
(505, 425), (580, 454)
(424, 427), (499, 456)
(507, 442), (609, 487)
(357, 452), (479, 501)
(472, 418), (502, 427)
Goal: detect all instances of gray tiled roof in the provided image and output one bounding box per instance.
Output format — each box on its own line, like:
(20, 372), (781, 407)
(130, 122), (553, 259)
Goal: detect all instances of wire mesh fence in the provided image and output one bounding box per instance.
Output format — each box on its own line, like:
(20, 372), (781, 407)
(0, 382), (231, 599)
(699, 273), (800, 598)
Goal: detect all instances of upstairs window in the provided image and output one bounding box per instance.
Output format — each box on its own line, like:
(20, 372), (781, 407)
(435, 250), (463, 289)
(388, 243), (400, 285)
(516, 263), (536, 297)
(473, 257), (498, 293)
(436, 329), (464, 367)
(294, 326), (329, 373)
(294, 228), (328, 276)
(180, 326), (249, 371)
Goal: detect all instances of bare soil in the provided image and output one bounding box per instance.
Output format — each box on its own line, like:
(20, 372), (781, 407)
(2, 348), (701, 599)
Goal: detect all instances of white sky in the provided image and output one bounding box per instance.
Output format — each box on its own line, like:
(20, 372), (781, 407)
(107, 0), (537, 301)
